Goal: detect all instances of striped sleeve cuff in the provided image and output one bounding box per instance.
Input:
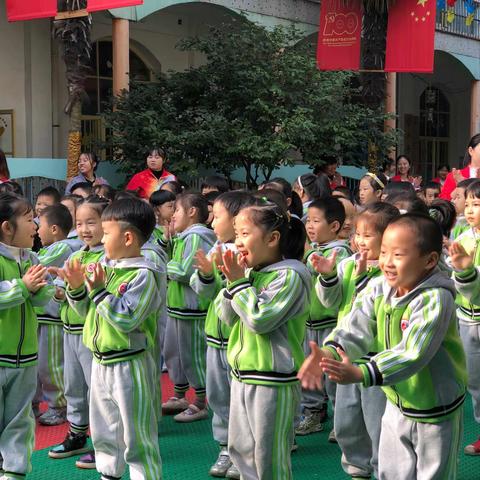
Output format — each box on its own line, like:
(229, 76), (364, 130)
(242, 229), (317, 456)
(226, 278), (251, 298)
(360, 361), (383, 387)
(66, 285), (87, 301)
(454, 266), (477, 284)
(88, 287), (110, 305)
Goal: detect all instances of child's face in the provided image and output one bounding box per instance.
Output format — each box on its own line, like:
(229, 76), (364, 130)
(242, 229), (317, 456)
(61, 199), (76, 227)
(379, 224), (436, 296)
(7, 210), (36, 249)
(234, 211), (279, 268)
(354, 218), (382, 260)
(37, 216), (55, 247)
(305, 207), (338, 244)
(172, 203), (194, 233)
(155, 201), (175, 224)
(102, 221), (130, 260)
(212, 202), (234, 243)
(425, 188), (439, 206)
(358, 178), (379, 206)
(146, 151), (164, 171)
(76, 205), (103, 247)
(35, 194), (56, 217)
(464, 194), (480, 230)
(451, 187), (466, 215)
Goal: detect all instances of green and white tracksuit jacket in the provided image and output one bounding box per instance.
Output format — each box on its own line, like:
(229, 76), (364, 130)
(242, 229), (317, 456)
(304, 240), (352, 330)
(57, 245), (104, 335)
(318, 253), (382, 362)
(167, 224), (216, 321)
(35, 239), (78, 325)
(67, 256), (162, 364)
(451, 228), (480, 324)
(0, 242), (54, 368)
(325, 268), (467, 423)
(215, 259), (311, 386)
(190, 241), (236, 350)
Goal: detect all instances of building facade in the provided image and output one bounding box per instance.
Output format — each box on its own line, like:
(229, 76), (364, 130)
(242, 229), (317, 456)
(0, 0), (479, 181)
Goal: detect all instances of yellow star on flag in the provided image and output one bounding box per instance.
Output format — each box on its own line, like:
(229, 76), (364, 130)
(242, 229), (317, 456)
(417, 0), (428, 6)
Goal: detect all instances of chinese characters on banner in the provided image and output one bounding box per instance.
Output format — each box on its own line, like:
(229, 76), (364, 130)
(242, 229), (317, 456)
(316, 0), (363, 71)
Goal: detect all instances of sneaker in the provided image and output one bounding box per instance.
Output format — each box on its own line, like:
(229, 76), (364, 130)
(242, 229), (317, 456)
(328, 429), (337, 443)
(174, 404), (209, 423)
(75, 450), (96, 469)
(464, 437), (480, 455)
(295, 411), (323, 436)
(209, 448), (232, 477)
(161, 396), (189, 415)
(48, 432), (89, 459)
(225, 464), (241, 479)
(39, 407), (67, 426)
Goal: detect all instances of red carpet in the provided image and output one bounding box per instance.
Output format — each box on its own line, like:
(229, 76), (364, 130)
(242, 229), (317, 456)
(35, 373), (192, 450)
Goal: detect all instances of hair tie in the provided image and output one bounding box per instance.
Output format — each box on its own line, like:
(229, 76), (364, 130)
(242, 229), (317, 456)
(366, 172), (385, 189)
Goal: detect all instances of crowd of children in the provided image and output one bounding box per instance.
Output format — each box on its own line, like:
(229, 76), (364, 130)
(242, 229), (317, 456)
(0, 136), (480, 480)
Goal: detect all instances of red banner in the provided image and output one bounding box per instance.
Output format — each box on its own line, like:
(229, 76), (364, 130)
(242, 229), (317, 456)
(317, 0), (363, 71)
(87, 0), (143, 12)
(6, 0), (57, 22)
(385, 0), (436, 73)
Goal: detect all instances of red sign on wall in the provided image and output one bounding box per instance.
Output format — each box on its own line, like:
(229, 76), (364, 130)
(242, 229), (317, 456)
(317, 0), (363, 71)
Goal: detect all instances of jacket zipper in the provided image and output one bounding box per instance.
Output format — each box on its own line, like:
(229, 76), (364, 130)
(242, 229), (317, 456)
(92, 269), (115, 357)
(17, 263), (26, 367)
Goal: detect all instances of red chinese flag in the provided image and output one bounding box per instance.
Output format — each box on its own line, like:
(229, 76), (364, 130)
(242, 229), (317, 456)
(87, 0), (143, 12)
(317, 0), (363, 71)
(385, 0), (436, 73)
(6, 0), (57, 22)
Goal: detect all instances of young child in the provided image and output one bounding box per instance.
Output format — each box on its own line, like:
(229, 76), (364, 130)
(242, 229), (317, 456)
(0, 192), (53, 479)
(358, 172), (386, 206)
(449, 180), (480, 455)
(215, 201), (311, 479)
(450, 178), (477, 240)
(300, 214), (467, 479)
(162, 194), (216, 421)
(190, 191), (254, 478)
(313, 202), (399, 479)
(58, 198), (163, 479)
(33, 204), (78, 426)
(48, 197), (108, 469)
(297, 197), (352, 437)
(422, 181), (441, 206)
(35, 186), (61, 218)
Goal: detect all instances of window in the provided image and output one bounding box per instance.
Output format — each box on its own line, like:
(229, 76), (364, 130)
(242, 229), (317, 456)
(82, 40), (152, 115)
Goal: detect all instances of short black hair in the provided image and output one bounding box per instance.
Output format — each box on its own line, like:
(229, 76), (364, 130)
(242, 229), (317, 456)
(176, 193), (209, 224)
(70, 182), (93, 196)
(39, 204), (73, 235)
(215, 191), (255, 216)
(465, 180), (480, 199)
(387, 213), (443, 256)
(37, 186), (61, 203)
(102, 198), (156, 245)
(308, 197), (346, 233)
(149, 189), (176, 207)
(201, 175), (229, 193)
(357, 202), (400, 234)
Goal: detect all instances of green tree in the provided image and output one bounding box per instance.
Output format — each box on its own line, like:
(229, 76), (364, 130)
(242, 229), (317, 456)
(104, 17), (398, 188)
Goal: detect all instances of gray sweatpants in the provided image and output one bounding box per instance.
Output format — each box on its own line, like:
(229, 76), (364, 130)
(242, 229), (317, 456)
(206, 346), (231, 446)
(34, 324), (66, 409)
(378, 402), (463, 479)
(228, 380), (300, 480)
(90, 352), (162, 480)
(64, 333), (92, 434)
(459, 322), (480, 423)
(301, 327), (336, 411)
(335, 383), (386, 479)
(0, 366), (36, 477)
(163, 316), (206, 394)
